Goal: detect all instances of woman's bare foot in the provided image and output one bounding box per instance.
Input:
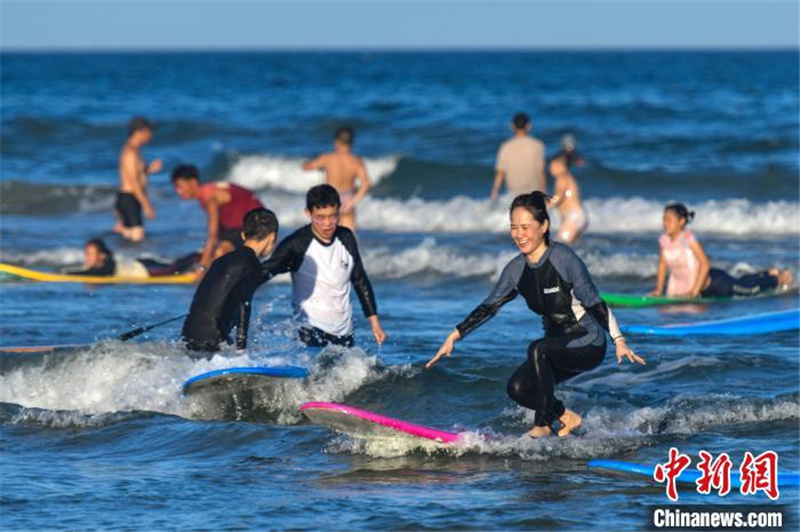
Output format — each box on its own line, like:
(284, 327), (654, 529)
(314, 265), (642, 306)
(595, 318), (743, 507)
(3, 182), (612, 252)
(527, 425), (553, 438)
(557, 409), (582, 437)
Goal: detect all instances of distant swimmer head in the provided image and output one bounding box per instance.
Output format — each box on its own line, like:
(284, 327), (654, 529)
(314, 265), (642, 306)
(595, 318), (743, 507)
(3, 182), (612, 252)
(663, 202), (695, 235)
(306, 184), (341, 240)
(128, 116), (154, 141)
(84, 238), (112, 269)
(171, 164), (201, 199)
(549, 135), (585, 174)
(512, 112), (531, 132)
(242, 208), (279, 257)
(334, 126), (355, 147)
(510, 191), (551, 253)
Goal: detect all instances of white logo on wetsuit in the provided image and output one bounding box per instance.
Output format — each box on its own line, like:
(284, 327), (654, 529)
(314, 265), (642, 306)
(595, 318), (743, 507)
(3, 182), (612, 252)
(543, 286), (560, 294)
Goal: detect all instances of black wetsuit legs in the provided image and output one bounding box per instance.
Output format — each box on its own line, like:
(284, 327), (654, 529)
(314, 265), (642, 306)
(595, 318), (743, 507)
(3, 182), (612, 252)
(702, 268), (778, 297)
(507, 335), (606, 427)
(298, 326), (355, 348)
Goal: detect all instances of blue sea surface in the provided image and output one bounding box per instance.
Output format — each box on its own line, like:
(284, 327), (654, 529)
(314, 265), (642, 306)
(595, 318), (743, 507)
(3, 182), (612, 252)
(1, 51), (798, 531)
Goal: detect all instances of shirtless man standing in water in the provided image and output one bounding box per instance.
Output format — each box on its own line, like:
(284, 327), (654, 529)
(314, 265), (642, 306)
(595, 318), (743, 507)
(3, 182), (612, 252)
(115, 117), (162, 242)
(303, 126), (371, 232)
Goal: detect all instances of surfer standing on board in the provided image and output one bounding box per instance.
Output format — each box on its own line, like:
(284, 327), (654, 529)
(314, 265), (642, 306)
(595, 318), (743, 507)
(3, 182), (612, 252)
(302, 126), (372, 233)
(260, 184), (387, 348)
(427, 191), (645, 438)
(114, 117), (161, 242)
(651, 203), (794, 298)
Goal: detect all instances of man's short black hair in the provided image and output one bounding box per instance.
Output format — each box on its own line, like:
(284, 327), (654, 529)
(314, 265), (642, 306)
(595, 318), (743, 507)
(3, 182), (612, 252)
(171, 164), (200, 182)
(243, 208), (279, 241)
(512, 112), (530, 130)
(129, 116), (153, 136)
(306, 184), (341, 212)
(334, 126), (355, 146)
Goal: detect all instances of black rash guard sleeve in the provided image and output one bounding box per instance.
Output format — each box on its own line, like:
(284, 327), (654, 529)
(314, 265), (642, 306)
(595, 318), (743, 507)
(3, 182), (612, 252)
(551, 244), (622, 339)
(260, 226), (313, 284)
(455, 254), (524, 338)
(237, 298), (251, 349)
(339, 228), (378, 318)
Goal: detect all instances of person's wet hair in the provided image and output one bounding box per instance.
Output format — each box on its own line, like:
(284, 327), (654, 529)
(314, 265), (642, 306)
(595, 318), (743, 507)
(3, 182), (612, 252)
(171, 164), (200, 182)
(242, 208), (279, 241)
(335, 126), (355, 147)
(510, 191), (551, 245)
(665, 202), (695, 224)
(306, 184), (341, 212)
(128, 116), (153, 137)
(512, 112), (530, 130)
(86, 238), (112, 257)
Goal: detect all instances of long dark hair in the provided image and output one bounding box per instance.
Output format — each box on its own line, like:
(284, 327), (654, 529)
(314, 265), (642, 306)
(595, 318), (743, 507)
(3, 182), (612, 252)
(510, 191), (551, 245)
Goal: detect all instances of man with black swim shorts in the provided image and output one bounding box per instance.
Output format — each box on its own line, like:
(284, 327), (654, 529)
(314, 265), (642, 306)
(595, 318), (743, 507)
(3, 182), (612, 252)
(115, 117), (162, 242)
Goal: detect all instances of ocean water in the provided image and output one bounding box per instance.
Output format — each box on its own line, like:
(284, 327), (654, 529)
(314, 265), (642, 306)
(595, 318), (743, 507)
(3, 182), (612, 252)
(1, 51), (798, 531)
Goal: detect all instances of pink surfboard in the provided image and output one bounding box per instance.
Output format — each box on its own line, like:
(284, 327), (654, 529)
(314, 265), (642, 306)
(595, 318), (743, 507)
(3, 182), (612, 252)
(299, 401), (460, 444)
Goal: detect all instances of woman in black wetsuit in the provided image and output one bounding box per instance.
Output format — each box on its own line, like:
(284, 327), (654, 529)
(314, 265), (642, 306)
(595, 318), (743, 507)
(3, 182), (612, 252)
(427, 192), (645, 438)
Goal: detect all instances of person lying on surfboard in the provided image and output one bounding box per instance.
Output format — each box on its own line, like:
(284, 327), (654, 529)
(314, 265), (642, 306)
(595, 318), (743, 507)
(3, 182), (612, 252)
(651, 203), (794, 298)
(427, 191), (645, 439)
(181, 208), (278, 353)
(260, 184), (387, 348)
(66, 239), (201, 278)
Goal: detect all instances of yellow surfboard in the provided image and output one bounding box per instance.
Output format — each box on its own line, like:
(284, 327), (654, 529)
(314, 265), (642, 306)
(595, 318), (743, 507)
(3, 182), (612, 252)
(0, 263), (197, 285)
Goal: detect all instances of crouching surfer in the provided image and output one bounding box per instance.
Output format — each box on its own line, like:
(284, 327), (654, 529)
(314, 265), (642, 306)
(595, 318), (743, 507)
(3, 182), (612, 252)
(427, 192), (645, 438)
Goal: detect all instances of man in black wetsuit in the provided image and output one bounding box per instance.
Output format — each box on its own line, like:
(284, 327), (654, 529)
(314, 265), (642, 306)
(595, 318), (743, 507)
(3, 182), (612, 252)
(181, 208), (279, 352)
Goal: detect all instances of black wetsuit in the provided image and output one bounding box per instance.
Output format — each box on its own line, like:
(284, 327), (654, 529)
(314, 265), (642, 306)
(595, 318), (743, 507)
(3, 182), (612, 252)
(116, 193), (143, 228)
(702, 268), (779, 298)
(260, 225), (377, 348)
(455, 243), (622, 428)
(182, 247), (262, 352)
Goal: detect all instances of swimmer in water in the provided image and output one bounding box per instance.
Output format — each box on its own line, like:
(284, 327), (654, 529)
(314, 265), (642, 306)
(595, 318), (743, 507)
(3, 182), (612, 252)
(548, 135), (588, 244)
(181, 208), (278, 353)
(427, 192), (644, 439)
(66, 239), (200, 278)
(171, 165), (265, 271)
(651, 203), (794, 298)
(302, 126), (372, 232)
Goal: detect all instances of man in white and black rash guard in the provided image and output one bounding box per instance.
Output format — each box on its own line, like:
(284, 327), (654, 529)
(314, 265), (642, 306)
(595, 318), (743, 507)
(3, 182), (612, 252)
(259, 184), (387, 348)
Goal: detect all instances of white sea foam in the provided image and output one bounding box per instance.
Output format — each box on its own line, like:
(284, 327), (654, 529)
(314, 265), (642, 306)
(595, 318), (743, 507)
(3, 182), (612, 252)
(226, 154), (399, 193)
(325, 393), (799, 460)
(259, 194), (800, 237)
(0, 341), (404, 424)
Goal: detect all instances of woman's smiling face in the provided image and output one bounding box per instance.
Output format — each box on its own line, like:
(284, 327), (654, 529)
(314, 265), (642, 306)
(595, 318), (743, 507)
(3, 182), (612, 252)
(510, 207), (548, 255)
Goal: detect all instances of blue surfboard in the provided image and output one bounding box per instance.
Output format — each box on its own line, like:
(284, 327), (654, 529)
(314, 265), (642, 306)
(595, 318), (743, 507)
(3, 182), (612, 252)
(182, 366), (309, 396)
(622, 308), (799, 337)
(589, 459), (800, 487)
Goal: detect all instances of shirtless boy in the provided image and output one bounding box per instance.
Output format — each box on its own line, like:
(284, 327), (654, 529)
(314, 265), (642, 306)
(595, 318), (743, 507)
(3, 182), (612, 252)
(115, 117), (162, 242)
(303, 126), (371, 232)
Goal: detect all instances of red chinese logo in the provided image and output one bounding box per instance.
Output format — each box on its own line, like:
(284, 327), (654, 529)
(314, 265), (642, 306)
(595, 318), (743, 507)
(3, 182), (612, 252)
(653, 448), (780, 501)
(654, 447), (692, 501)
(696, 450), (732, 496)
(740, 451), (779, 500)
